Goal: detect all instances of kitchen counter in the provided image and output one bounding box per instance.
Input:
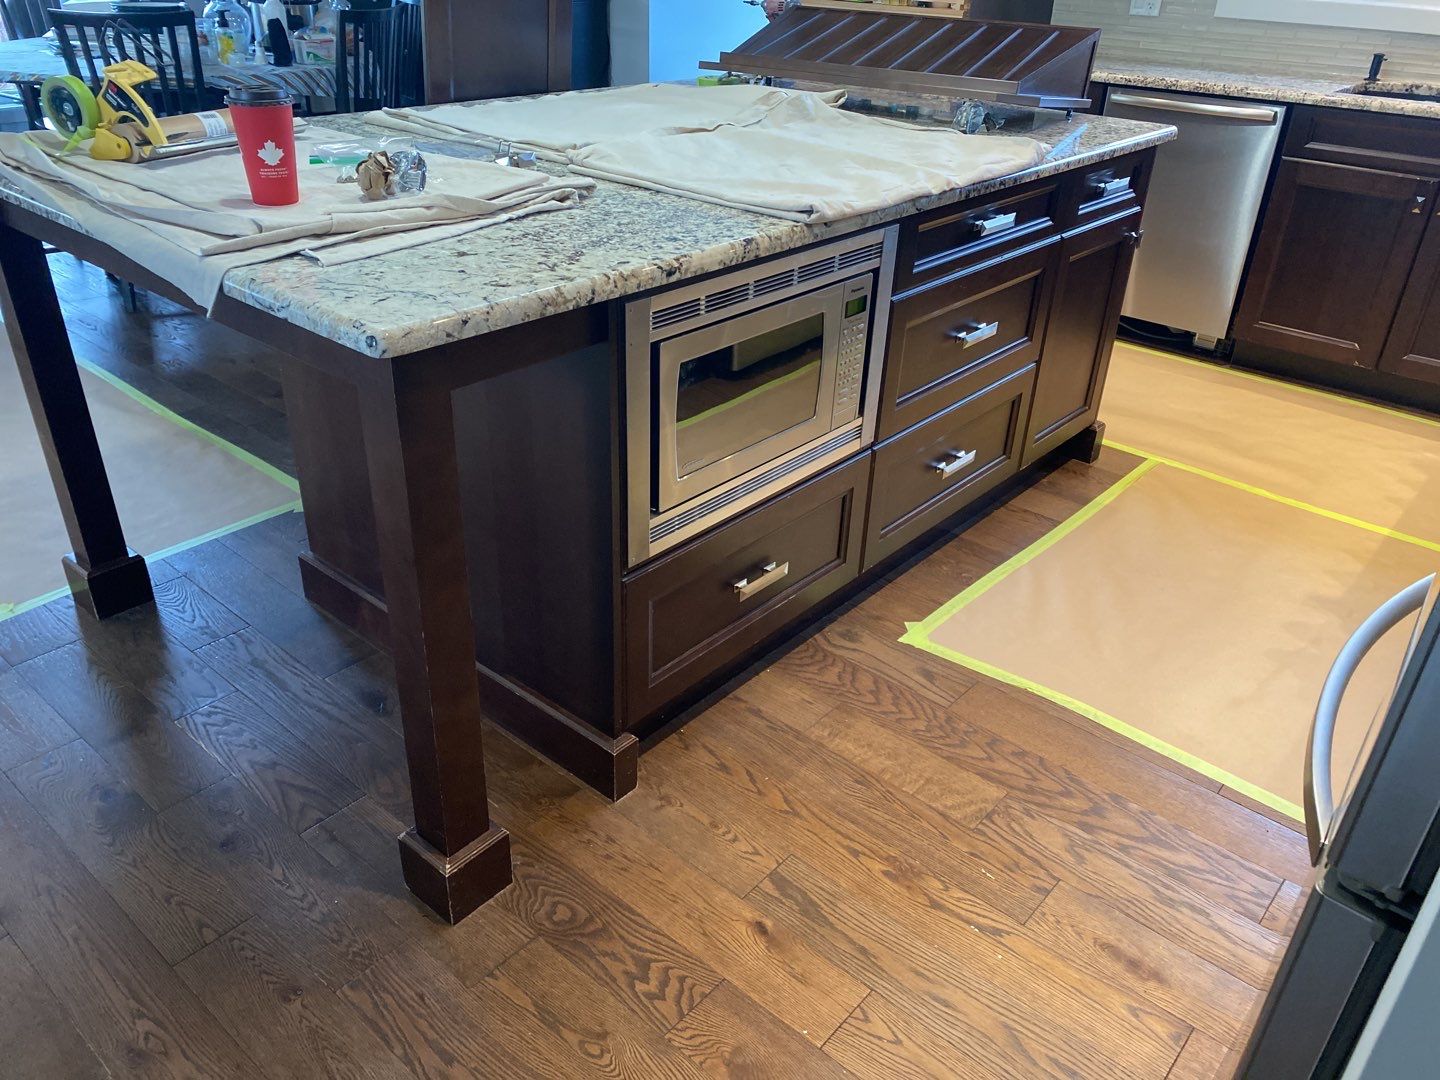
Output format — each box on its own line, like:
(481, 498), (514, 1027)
(1093, 63), (1440, 122)
(0, 107), (1173, 359)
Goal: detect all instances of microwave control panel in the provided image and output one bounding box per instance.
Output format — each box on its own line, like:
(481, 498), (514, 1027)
(833, 279), (873, 425)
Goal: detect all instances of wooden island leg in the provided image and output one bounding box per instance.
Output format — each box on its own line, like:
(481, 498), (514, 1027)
(0, 223), (153, 618)
(359, 358), (512, 923)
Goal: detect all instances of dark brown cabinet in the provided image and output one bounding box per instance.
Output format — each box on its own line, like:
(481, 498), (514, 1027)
(1021, 209), (1140, 466)
(1234, 158), (1435, 370)
(1380, 210), (1440, 386)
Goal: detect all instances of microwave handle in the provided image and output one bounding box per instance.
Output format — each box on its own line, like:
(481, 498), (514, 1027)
(1305, 575), (1435, 864)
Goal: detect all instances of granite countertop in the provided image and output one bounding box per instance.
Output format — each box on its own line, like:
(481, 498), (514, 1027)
(0, 103), (1175, 359)
(1093, 63), (1440, 121)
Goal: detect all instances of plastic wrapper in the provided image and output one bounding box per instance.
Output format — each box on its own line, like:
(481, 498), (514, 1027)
(310, 137), (427, 196)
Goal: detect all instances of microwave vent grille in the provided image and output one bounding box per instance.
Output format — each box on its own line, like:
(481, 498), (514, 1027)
(649, 426), (863, 544)
(648, 240), (885, 334)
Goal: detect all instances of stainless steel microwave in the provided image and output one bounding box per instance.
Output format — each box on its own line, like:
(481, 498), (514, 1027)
(625, 227), (897, 566)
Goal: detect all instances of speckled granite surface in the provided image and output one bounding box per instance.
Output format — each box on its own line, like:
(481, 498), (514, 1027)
(1095, 64), (1440, 121)
(0, 105), (1174, 359)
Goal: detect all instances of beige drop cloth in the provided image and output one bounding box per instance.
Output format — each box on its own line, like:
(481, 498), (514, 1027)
(909, 463), (1436, 815)
(0, 340), (297, 613)
(0, 126), (594, 309)
(372, 84), (1049, 224)
(1102, 345), (1440, 545)
(569, 91), (1049, 223)
(366, 83), (848, 158)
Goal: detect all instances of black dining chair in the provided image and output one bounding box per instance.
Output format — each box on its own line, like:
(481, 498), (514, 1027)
(48, 7), (214, 117)
(1, 0), (54, 129)
(335, 4), (405, 113)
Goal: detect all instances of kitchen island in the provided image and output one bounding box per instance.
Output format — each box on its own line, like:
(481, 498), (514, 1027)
(0, 98), (1173, 923)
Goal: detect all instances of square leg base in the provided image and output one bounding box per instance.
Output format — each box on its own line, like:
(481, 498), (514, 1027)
(64, 549), (154, 620)
(399, 824), (512, 924)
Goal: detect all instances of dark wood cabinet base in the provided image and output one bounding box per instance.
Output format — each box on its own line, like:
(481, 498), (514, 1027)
(398, 823), (513, 925)
(63, 548), (154, 620)
(300, 549), (641, 800)
(1234, 341), (1440, 417)
(1067, 420), (1107, 465)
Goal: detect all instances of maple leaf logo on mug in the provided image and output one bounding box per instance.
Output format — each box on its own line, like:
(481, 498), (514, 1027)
(257, 140), (285, 167)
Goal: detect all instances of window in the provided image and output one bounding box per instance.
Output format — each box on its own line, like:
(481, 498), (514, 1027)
(1215, 0), (1440, 35)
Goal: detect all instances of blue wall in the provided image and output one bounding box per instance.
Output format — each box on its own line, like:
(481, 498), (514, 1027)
(647, 0), (766, 82)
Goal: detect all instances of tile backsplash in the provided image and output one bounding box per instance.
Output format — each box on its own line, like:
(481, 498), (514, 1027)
(1053, 0), (1440, 82)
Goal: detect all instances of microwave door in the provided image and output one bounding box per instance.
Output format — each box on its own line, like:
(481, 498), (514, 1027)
(654, 287), (842, 512)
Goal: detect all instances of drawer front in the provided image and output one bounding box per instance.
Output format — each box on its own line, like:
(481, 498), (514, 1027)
(623, 454), (868, 722)
(1064, 151), (1148, 227)
(1285, 105), (1440, 177)
(865, 364), (1034, 570)
(880, 237), (1057, 440)
(896, 178), (1061, 293)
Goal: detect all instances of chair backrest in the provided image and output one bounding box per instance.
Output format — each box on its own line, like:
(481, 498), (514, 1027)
(396, 0), (422, 107)
(0, 0), (50, 40)
(47, 8), (209, 117)
(336, 4), (405, 114)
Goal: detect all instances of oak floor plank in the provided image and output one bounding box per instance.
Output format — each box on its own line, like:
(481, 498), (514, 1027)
(162, 778), (399, 991)
(0, 772), (259, 1078)
(663, 695), (1056, 920)
(494, 788), (870, 1048)
(1167, 1030), (1241, 1080)
(96, 572), (249, 653)
(75, 610), (236, 722)
(757, 854), (1192, 1074)
(217, 511), (309, 596)
(326, 652), (404, 735)
(612, 762), (783, 898)
(749, 856), (1170, 1079)
(665, 981), (856, 1078)
(16, 642), (229, 811)
(338, 944), (581, 1080)
(977, 798), (1286, 989)
(823, 991), (1008, 1080)
(815, 617), (975, 707)
(1261, 879), (1309, 938)
(802, 705), (1007, 829)
(488, 937), (708, 1079)
(0, 667), (79, 771)
(8, 739), (252, 965)
(498, 836), (723, 1035)
(1025, 881), (1261, 1045)
(857, 679), (1291, 920)
(0, 596), (81, 667)
(170, 542), (371, 678)
(175, 915), (414, 1080)
(302, 796), (537, 989)
(178, 692), (362, 834)
(0, 935), (110, 1080)
(197, 628), (412, 820)
(953, 681), (1312, 887)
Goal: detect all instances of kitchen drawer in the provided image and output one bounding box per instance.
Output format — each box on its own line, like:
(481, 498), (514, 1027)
(1285, 105), (1440, 177)
(864, 364), (1033, 570)
(879, 236), (1057, 439)
(623, 454), (868, 722)
(1063, 152), (1148, 226)
(895, 178), (1061, 292)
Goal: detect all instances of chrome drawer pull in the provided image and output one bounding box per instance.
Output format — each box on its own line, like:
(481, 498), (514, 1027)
(933, 449), (978, 478)
(949, 321), (1000, 348)
(1092, 175), (1132, 199)
(973, 211), (1017, 237)
(733, 560), (790, 599)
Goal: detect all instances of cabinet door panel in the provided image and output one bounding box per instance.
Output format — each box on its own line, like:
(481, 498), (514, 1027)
(1023, 210), (1139, 466)
(1234, 158), (1435, 369)
(1380, 210), (1440, 386)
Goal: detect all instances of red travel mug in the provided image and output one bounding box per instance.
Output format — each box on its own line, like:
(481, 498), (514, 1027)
(225, 86), (299, 206)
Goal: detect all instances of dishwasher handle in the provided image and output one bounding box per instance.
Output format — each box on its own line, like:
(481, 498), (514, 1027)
(1304, 575), (1436, 865)
(1107, 91), (1281, 125)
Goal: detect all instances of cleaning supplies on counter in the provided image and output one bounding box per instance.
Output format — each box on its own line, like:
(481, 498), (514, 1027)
(261, 0), (294, 66)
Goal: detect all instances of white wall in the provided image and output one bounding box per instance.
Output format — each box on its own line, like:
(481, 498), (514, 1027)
(610, 0), (768, 85)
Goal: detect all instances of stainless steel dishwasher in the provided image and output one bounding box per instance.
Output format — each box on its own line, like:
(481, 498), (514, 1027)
(1102, 87), (1286, 349)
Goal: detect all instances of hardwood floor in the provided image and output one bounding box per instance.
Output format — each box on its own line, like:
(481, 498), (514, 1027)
(0, 449), (1308, 1078)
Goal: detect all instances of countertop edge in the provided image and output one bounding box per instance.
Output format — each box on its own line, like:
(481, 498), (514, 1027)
(220, 123), (1177, 359)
